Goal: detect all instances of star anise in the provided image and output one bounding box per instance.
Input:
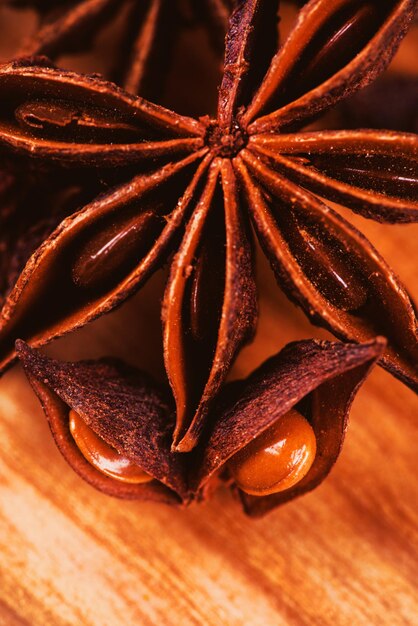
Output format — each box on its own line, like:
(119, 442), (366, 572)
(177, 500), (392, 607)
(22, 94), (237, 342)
(5, 0), (233, 99)
(0, 0), (417, 454)
(16, 337), (384, 516)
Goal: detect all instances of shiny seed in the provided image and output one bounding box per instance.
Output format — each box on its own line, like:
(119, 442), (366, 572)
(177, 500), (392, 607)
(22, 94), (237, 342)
(69, 409), (152, 484)
(228, 409), (317, 496)
(303, 3), (378, 89)
(279, 209), (369, 311)
(296, 226), (369, 311)
(286, 2), (381, 102)
(72, 211), (160, 291)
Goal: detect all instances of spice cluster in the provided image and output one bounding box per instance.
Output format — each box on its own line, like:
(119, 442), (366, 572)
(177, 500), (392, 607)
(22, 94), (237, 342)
(0, 0), (416, 516)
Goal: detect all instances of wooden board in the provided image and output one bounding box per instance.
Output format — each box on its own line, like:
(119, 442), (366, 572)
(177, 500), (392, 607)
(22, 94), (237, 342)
(0, 211), (417, 626)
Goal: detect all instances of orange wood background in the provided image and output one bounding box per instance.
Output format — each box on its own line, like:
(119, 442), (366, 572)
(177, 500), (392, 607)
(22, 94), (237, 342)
(0, 5), (417, 625)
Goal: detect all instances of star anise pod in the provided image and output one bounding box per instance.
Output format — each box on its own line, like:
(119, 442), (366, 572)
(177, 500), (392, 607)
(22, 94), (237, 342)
(0, 0), (417, 453)
(0, 160), (106, 307)
(5, 0), (233, 99)
(16, 337), (384, 516)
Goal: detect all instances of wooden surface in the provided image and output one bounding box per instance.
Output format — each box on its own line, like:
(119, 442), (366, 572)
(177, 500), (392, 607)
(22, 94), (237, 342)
(0, 212), (417, 626)
(0, 7), (417, 626)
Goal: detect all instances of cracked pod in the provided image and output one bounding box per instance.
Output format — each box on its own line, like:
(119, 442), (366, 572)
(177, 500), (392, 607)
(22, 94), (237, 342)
(195, 337), (385, 517)
(16, 340), (188, 504)
(17, 338), (384, 515)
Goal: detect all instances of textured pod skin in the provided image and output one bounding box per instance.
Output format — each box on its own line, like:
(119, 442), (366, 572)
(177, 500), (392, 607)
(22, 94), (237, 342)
(17, 338), (384, 515)
(195, 337), (385, 516)
(1, 0), (417, 453)
(16, 340), (187, 503)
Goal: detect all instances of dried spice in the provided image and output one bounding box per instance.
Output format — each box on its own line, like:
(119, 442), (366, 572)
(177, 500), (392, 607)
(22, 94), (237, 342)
(0, 0), (233, 275)
(16, 337), (385, 515)
(5, 0), (232, 100)
(16, 339), (186, 503)
(0, 0), (417, 454)
(1, 0), (232, 310)
(0, 164), (104, 307)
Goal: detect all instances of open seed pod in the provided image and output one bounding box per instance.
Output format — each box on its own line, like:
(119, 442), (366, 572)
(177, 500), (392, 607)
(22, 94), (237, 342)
(16, 340), (188, 504)
(195, 337), (385, 517)
(0, 163), (103, 308)
(17, 337), (384, 515)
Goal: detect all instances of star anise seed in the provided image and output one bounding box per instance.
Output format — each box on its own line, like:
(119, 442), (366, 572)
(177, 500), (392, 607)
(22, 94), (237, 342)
(16, 337), (385, 516)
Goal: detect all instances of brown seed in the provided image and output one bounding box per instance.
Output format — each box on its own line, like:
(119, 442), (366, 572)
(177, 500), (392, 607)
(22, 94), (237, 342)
(281, 212), (369, 311)
(296, 225), (369, 311)
(69, 409), (153, 484)
(228, 408), (317, 496)
(72, 210), (161, 291)
(298, 3), (380, 93)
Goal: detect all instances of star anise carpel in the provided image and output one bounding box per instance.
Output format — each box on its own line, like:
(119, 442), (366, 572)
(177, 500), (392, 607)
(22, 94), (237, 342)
(0, 156), (102, 307)
(16, 337), (385, 515)
(0, 0), (417, 455)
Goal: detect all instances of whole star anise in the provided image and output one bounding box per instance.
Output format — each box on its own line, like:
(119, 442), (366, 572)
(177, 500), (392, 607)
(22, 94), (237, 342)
(16, 337), (384, 516)
(5, 0), (233, 99)
(0, 0), (417, 453)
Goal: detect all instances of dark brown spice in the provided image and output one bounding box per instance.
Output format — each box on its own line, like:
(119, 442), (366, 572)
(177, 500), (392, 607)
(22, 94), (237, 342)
(0, 0), (417, 454)
(0, 0), (233, 314)
(16, 337), (385, 515)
